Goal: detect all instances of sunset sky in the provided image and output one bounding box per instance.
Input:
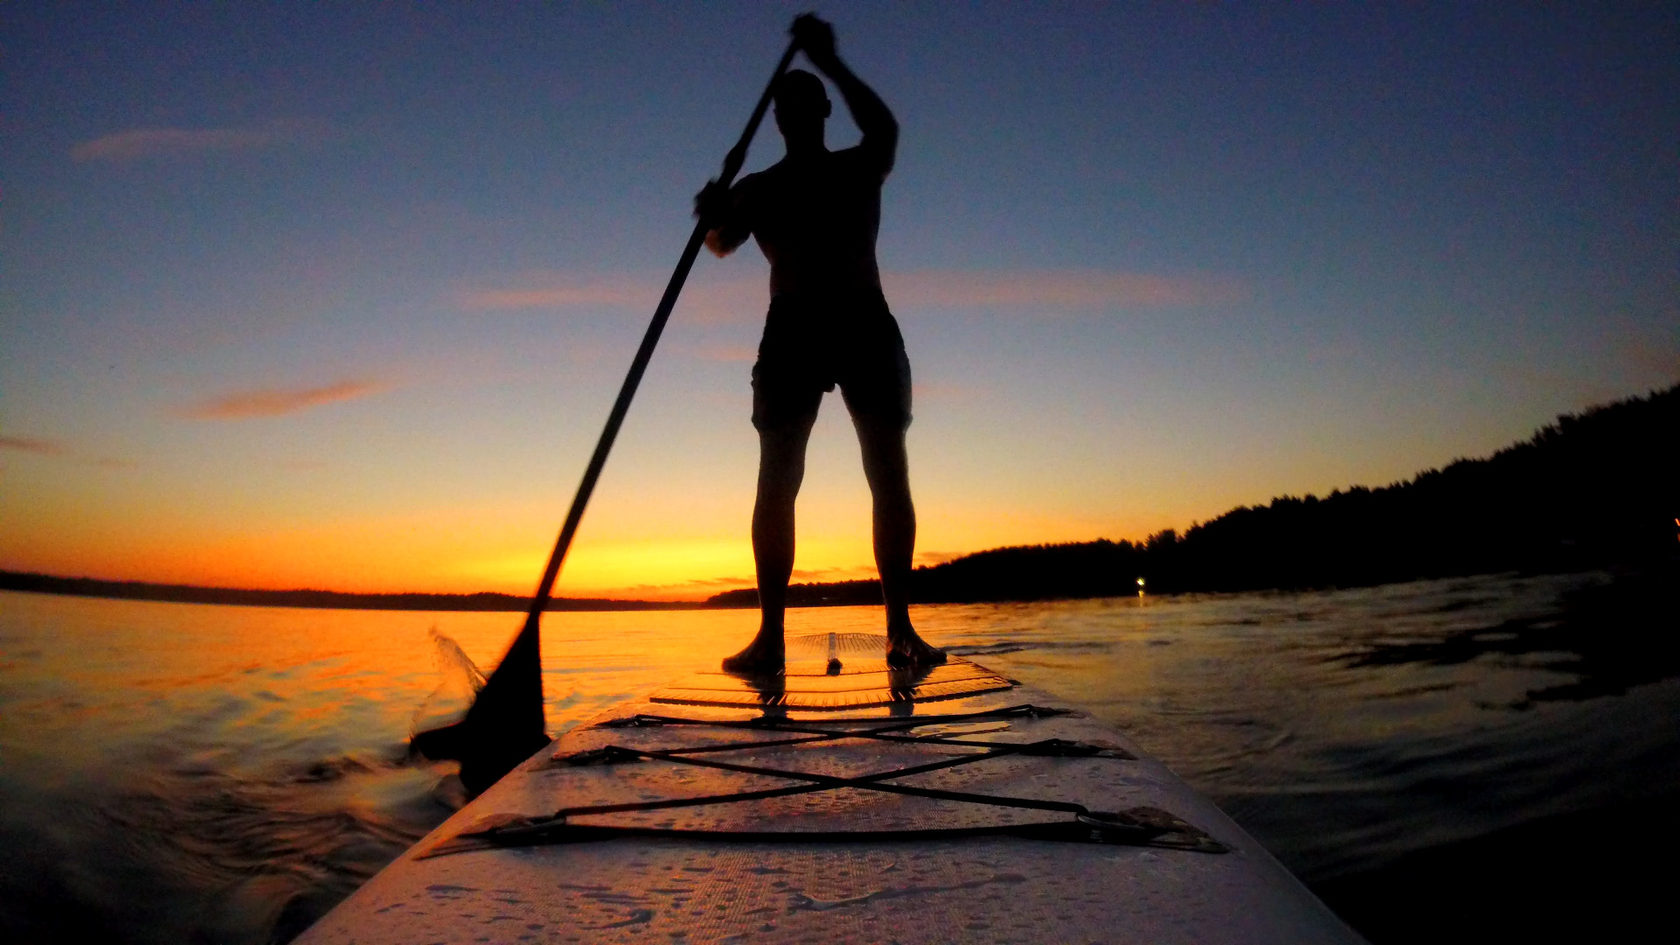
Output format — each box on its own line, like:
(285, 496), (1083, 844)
(4, 2), (1675, 600)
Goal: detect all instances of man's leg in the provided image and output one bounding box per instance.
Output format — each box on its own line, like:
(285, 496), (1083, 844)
(852, 413), (945, 668)
(722, 408), (818, 673)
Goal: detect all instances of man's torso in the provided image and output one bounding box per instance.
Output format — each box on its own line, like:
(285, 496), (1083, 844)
(739, 146), (886, 298)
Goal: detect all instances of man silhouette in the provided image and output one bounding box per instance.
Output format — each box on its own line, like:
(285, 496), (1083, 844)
(697, 15), (945, 673)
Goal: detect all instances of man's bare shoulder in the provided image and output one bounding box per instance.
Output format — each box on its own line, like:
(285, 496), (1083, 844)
(834, 143), (892, 181)
(762, 148), (888, 181)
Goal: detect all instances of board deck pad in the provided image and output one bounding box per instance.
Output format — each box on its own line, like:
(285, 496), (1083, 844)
(649, 632), (1016, 709)
(295, 631), (1370, 944)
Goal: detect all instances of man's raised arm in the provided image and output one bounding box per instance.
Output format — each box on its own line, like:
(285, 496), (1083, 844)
(794, 15), (897, 173)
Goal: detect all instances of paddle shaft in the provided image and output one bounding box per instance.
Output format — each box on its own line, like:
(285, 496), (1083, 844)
(414, 30), (802, 794)
(514, 38), (801, 661)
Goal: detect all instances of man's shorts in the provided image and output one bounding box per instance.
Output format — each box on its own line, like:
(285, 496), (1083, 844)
(750, 291), (912, 432)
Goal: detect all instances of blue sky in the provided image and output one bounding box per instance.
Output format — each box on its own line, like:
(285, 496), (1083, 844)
(3, 1), (1675, 597)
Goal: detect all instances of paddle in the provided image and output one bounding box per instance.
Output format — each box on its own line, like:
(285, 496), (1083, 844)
(411, 28), (803, 796)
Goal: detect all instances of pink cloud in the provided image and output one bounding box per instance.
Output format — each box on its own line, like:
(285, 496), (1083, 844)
(0, 435), (67, 456)
(70, 123), (303, 163)
(457, 268), (1240, 327)
(679, 279), (769, 325)
(1, 435), (134, 469)
(691, 343), (758, 363)
(182, 380), (389, 420)
(884, 270), (1244, 310)
(459, 272), (765, 327)
(911, 381), (983, 404)
(458, 278), (655, 310)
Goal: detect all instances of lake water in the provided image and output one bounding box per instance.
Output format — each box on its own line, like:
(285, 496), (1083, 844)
(2, 568), (1676, 944)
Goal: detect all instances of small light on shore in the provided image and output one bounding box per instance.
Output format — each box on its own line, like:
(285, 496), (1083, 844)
(1136, 576), (1146, 598)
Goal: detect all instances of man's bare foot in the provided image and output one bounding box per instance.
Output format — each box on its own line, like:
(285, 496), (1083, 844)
(886, 631), (946, 670)
(722, 632), (785, 675)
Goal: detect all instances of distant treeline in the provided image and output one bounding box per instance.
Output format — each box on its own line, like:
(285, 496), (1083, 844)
(0, 572), (704, 613)
(709, 383), (1679, 607)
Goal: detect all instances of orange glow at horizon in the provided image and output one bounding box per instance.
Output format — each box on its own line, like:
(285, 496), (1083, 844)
(1, 404), (1235, 603)
(1, 478), (1162, 601)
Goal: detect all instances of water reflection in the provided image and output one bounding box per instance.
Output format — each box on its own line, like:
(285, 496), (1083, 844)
(1339, 566), (1677, 706)
(1, 568), (1676, 944)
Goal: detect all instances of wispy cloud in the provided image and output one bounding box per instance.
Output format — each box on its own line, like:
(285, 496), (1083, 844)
(0, 435), (67, 457)
(458, 278), (655, 311)
(789, 565), (878, 582)
(884, 270), (1245, 310)
(911, 381), (984, 404)
(70, 121), (315, 163)
(458, 273), (764, 326)
(460, 268), (1241, 324)
(182, 380), (389, 420)
(1, 435), (134, 468)
(613, 574), (753, 602)
(691, 343), (758, 363)
(649, 575), (754, 589)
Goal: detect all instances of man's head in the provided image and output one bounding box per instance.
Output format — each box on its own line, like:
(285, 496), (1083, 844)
(773, 69), (831, 145)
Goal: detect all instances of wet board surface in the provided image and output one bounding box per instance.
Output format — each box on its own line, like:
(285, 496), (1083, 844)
(649, 631), (1016, 709)
(297, 633), (1367, 944)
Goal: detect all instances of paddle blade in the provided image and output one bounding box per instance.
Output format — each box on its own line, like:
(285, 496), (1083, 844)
(411, 617), (548, 796)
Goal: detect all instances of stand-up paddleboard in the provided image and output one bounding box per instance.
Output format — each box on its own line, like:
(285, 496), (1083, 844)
(298, 633), (1366, 944)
